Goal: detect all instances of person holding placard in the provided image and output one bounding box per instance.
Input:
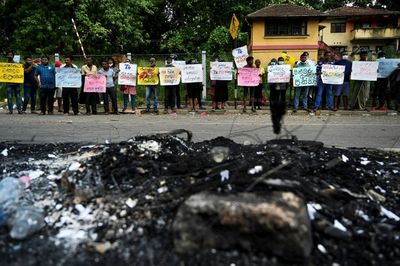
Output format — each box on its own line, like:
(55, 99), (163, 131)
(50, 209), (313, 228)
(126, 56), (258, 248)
(372, 51), (390, 111)
(81, 56), (98, 115)
(185, 59), (203, 112)
(5, 51), (22, 114)
(120, 59), (137, 114)
(22, 55), (37, 114)
(35, 55), (56, 115)
(389, 63), (400, 112)
(163, 56), (177, 114)
(242, 56), (256, 112)
(61, 55), (79, 115)
(293, 53), (312, 112)
(314, 52), (334, 111)
(144, 57), (159, 113)
(269, 57), (288, 107)
(98, 59), (119, 115)
(350, 50), (370, 111)
(333, 52), (352, 111)
(254, 59), (265, 110)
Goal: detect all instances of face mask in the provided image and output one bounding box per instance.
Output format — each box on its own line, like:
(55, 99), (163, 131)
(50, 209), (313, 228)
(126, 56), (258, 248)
(278, 61), (284, 65)
(270, 62), (276, 65)
(343, 55), (349, 60)
(380, 57), (386, 59)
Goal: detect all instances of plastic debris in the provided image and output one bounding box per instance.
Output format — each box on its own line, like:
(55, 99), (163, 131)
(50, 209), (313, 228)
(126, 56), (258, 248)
(333, 220), (347, 232)
(380, 206), (400, 221)
(210, 146), (229, 163)
(125, 198), (138, 208)
(1, 148), (8, 157)
(220, 170), (229, 182)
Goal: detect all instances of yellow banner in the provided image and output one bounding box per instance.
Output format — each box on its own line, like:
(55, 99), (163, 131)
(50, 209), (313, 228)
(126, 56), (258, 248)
(0, 63), (24, 83)
(137, 67), (159, 85)
(229, 14), (239, 40)
(281, 53), (296, 69)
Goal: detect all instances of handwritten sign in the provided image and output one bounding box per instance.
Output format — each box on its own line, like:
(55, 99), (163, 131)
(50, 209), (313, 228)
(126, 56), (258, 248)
(232, 45), (249, 68)
(84, 74), (106, 93)
(55, 67), (82, 88)
(118, 63), (137, 86)
(237, 68), (260, 87)
(321, 64), (345, 85)
(293, 66), (317, 87)
(159, 67), (181, 86)
(172, 60), (186, 71)
(0, 63), (24, 83)
(351, 61), (378, 81)
(137, 67), (159, 85)
(181, 64), (203, 83)
(210, 62), (233, 80)
(377, 59), (400, 78)
(267, 64), (291, 83)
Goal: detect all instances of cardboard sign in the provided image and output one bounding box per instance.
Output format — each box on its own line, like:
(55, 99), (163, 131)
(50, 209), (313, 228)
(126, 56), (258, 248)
(232, 45), (249, 68)
(377, 59), (400, 78)
(55, 67), (82, 88)
(321, 64), (345, 85)
(172, 60), (186, 71)
(293, 66), (317, 87)
(210, 62), (233, 81)
(137, 67), (159, 85)
(237, 68), (260, 87)
(0, 63), (24, 83)
(118, 63), (137, 86)
(181, 64), (203, 83)
(267, 64), (291, 83)
(84, 74), (106, 93)
(159, 67), (181, 86)
(351, 61), (378, 81)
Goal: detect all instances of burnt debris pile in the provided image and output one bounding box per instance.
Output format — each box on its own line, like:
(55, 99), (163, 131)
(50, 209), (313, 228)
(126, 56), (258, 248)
(0, 136), (399, 266)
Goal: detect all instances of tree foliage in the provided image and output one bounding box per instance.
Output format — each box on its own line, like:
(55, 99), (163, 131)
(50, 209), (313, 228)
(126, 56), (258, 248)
(1, 0), (398, 56)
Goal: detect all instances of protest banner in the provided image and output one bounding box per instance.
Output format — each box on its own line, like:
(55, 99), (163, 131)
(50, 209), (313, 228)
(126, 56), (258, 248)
(377, 59), (400, 78)
(159, 67), (181, 86)
(172, 60), (186, 71)
(0, 63), (24, 83)
(181, 64), (203, 83)
(118, 63), (137, 86)
(84, 74), (106, 93)
(321, 64), (345, 85)
(210, 62), (233, 81)
(292, 66), (317, 87)
(137, 67), (159, 85)
(232, 45), (249, 68)
(55, 67), (82, 88)
(267, 64), (291, 83)
(350, 61), (378, 81)
(237, 68), (260, 87)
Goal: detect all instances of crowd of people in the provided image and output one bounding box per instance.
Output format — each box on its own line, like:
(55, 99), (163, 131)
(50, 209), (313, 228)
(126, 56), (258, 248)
(3, 50), (400, 115)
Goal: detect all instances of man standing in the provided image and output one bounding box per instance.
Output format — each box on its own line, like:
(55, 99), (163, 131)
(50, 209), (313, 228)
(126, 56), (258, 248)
(98, 60), (118, 115)
(372, 51), (390, 111)
(22, 55), (37, 114)
(163, 56), (177, 114)
(254, 59), (265, 110)
(145, 57), (159, 113)
(350, 50), (370, 110)
(242, 56), (255, 112)
(293, 53), (312, 112)
(61, 55), (79, 115)
(35, 55), (56, 115)
(81, 56), (98, 115)
(333, 52), (352, 110)
(314, 51), (334, 111)
(5, 51), (22, 114)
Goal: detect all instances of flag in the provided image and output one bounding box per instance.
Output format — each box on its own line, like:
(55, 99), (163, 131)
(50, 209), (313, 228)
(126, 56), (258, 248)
(229, 14), (239, 40)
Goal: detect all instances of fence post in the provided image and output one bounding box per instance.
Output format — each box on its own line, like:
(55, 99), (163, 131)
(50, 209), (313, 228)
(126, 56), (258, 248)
(202, 50), (207, 100)
(54, 53), (60, 62)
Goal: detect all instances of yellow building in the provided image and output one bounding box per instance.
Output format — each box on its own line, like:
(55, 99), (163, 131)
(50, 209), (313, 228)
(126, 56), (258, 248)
(246, 4), (325, 64)
(319, 7), (400, 54)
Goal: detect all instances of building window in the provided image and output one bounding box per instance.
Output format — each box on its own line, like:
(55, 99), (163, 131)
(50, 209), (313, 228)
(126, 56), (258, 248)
(265, 19), (307, 36)
(331, 23), (346, 33)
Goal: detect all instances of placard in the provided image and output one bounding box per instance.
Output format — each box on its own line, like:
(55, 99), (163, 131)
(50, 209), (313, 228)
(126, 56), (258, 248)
(55, 67), (82, 88)
(181, 64), (203, 83)
(137, 67), (159, 85)
(321, 64), (345, 85)
(0, 63), (24, 83)
(210, 62), (233, 81)
(118, 63), (137, 86)
(232, 46), (249, 68)
(237, 68), (260, 87)
(351, 61), (378, 81)
(84, 74), (106, 93)
(267, 64), (291, 83)
(159, 67), (181, 86)
(377, 59), (400, 78)
(172, 60), (186, 71)
(292, 66), (317, 87)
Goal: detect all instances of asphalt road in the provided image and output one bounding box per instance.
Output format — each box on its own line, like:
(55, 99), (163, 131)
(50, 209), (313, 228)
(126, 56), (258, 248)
(1, 110), (399, 149)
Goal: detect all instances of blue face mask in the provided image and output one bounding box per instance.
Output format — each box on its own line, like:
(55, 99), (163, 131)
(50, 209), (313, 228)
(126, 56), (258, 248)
(271, 62), (276, 65)
(278, 61), (284, 65)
